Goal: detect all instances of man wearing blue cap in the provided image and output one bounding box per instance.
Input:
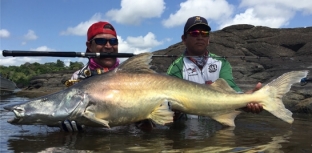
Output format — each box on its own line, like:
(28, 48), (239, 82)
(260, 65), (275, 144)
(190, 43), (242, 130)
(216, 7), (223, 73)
(167, 16), (263, 121)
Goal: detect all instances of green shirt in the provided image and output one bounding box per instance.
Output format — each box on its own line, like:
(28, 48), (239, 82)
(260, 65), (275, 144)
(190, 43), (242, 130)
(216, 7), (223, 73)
(166, 52), (242, 92)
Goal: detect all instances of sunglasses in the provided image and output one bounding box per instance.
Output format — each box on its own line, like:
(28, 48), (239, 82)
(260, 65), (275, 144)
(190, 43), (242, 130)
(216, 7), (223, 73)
(91, 38), (118, 45)
(188, 30), (209, 37)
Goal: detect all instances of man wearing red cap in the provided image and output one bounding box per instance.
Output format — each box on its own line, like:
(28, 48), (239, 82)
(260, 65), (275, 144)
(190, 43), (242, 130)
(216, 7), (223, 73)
(69, 21), (120, 81)
(62, 21), (121, 132)
(62, 21), (153, 132)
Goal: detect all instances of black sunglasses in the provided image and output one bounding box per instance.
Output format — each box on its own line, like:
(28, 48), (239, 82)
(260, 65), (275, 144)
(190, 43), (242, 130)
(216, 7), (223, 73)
(91, 38), (118, 45)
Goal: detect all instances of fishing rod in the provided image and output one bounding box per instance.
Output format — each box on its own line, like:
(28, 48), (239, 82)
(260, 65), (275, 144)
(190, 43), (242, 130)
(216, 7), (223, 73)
(0, 50), (279, 60)
(3, 50), (135, 58)
(1, 50), (309, 61)
(2, 50), (178, 58)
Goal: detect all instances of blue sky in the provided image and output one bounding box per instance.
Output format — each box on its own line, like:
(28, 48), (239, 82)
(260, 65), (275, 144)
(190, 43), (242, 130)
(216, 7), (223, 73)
(1, 0), (312, 66)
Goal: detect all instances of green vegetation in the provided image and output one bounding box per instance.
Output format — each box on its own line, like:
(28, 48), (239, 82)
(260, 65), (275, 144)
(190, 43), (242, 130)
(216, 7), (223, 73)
(0, 59), (84, 87)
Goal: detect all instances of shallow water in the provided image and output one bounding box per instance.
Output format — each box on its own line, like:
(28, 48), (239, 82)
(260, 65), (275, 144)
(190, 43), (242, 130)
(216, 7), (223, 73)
(1, 95), (312, 153)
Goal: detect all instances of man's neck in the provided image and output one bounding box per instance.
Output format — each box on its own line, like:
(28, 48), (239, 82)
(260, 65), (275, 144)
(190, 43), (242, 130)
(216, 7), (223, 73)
(185, 49), (208, 56)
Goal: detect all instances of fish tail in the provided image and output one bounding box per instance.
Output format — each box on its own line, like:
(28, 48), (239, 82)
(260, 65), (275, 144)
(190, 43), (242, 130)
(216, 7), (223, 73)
(256, 70), (309, 124)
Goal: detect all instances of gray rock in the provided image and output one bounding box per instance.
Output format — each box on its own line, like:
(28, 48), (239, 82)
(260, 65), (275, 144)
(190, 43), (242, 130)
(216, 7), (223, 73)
(25, 70), (74, 91)
(293, 97), (312, 114)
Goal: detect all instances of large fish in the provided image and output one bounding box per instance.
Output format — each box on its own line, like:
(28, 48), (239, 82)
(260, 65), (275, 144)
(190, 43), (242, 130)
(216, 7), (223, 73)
(4, 53), (309, 128)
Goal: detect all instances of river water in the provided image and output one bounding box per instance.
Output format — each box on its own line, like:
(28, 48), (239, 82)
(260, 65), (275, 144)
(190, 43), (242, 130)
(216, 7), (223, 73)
(0, 95), (311, 153)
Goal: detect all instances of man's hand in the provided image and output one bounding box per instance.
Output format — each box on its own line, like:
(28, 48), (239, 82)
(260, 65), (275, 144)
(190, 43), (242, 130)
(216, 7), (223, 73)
(60, 120), (85, 132)
(242, 82), (264, 114)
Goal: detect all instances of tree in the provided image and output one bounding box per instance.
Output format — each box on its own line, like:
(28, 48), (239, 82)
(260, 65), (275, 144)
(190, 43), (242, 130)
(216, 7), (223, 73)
(56, 59), (65, 68)
(1, 60), (84, 88)
(69, 61), (84, 70)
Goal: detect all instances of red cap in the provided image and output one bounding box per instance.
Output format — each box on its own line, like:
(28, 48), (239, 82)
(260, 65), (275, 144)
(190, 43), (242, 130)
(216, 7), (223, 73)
(87, 21), (117, 41)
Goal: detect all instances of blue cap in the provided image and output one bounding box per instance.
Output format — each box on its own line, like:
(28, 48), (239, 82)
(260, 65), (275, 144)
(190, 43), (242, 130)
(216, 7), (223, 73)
(184, 16), (211, 33)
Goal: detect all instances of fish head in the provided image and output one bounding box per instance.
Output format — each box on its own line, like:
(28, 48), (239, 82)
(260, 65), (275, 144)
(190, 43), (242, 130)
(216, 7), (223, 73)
(4, 89), (87, 126)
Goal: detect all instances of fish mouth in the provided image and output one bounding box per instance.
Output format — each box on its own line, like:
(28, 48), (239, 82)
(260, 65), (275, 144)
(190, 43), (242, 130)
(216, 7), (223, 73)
(4, 106), (24, 124)
(7, 116), (22, 124)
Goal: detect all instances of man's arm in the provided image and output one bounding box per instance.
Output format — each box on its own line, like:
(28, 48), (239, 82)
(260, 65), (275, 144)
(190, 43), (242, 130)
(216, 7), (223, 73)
(167, 56), (184, 78)
(166, 57), (186, 121)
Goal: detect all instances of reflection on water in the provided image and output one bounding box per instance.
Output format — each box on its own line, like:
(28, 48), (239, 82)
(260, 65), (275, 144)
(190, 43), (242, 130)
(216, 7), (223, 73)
(1, 95), (312, 152)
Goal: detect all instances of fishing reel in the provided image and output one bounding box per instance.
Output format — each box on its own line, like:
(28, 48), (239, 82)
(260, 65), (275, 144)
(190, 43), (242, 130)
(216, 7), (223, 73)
(65, 80), (81, 87)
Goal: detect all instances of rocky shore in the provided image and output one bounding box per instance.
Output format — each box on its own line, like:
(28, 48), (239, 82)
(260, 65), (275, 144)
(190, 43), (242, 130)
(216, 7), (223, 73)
(16, 70), (74, 98)
(18, 24), (312, 113)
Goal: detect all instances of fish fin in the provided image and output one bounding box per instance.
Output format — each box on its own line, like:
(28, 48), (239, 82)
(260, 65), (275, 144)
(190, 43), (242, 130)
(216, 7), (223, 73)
(83, 111), (110, 128)
(148, 100), (174, 125)
(116, 52), (156, 74)
(211, 79), (237, 93)
(211, 111), (241, 127)
(256, 70), (309, 124)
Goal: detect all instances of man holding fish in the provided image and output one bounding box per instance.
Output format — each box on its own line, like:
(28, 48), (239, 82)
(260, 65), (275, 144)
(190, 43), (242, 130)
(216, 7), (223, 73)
(61, 21), (121, 131)
(167, 16), (263, 121)
(61, 16), (263, 132)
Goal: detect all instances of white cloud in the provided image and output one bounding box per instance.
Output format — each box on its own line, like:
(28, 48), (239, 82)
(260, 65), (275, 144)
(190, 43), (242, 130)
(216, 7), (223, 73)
(60, 13), (106, 36)
(0, 56), (41, 66)
(126, 32), (163, 48)
(161, 0), (312, 30)
(30, 46), (55, 51)
(63, 59), (71, 67)
(219, 0), (312, 29)
(0, 29), (10, 38)
(162, 0), (234, 28)
(117, 36), (151, 54)
(239, 0), (312, 14)
(117, 33), (163, 63)
(219, 8), (290, 29)
(24, 30), (38, 40)
(106, 0), (165, 25)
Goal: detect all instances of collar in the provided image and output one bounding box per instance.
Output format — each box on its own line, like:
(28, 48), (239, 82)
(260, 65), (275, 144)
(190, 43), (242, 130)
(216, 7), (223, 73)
(184, 49), (209, 69)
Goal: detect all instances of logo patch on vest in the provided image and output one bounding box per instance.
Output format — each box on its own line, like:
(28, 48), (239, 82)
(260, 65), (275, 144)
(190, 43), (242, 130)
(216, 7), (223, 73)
(186, 68), (198, 76)
(208, 64), (217, 73)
